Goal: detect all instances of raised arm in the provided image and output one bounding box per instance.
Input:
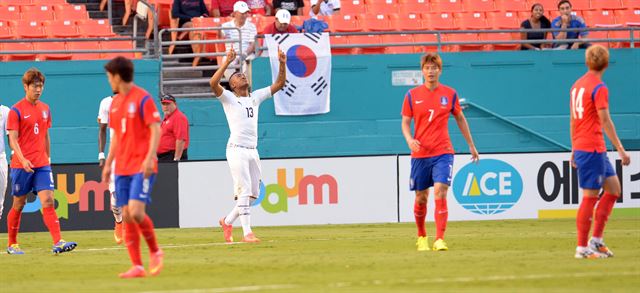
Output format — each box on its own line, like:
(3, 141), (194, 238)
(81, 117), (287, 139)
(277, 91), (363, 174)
(210, 48), (237, 97)
(454, 111), (479, 162)
(270, 48), (287, 95)
(597, 108), (630, 166)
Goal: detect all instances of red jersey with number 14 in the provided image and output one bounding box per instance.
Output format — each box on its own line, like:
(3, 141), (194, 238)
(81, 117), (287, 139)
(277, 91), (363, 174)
(109, 85), (161, 176)
(7, 98), (52, 168)
(401, 84), (462, 158)
(570, 72), (608, 152)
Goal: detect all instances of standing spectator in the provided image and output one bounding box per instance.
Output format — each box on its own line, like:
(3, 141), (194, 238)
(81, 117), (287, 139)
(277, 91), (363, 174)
(246, 0), (272, 15)
(264, 9), (298, 34)
(157, 94), (190, 162)
(520, 3), (552, 50)
(221, 1), (258, 78)
(273, 0), (304, 16)
(310, 0), (341, 17)
(211, 0), (241, 17)
(100, 0), (134, 26)
(169, 0), (209, 67)
(551, 0), (590, 49)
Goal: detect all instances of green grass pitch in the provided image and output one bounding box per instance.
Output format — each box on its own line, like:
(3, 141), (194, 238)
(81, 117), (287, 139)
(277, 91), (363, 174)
(1, 211), (639, 292)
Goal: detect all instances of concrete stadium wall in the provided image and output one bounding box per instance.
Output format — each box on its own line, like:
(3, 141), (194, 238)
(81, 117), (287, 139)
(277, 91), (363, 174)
(0, 50), (638, 164)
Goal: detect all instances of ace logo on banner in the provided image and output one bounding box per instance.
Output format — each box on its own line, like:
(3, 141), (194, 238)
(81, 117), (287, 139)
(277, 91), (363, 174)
(266, 33), (331, 115)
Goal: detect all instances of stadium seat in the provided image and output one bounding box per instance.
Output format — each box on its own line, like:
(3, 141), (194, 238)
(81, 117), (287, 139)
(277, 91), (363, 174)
(12, 20), (47, 39)
(191, 17), (226, 58)
(614, 9), (640, 26)
(591, 0), (625, 10)
(33, 41), (72, 60)
(67, 41), (102, 60)
(413, 33), (441, 52)
(33, 0), (68, 4)
(445, 33), (483, 51)
(0, 21), (13, 39)
(290, 15), (305, 28)
(398, 0), (430, 14)
(3, 0), (32, 5)
(610, 29), (640, 47)
(569, 0), (592, 11)
(0, 5), (22, 22)
(455, 12), (490, 29)
(348, 34), (386, 54)
(367, 0), (399, 15)
(534, 0), (563, 11)
(586, 30), (611, 48)
(464, 0), (497, 13)
(329, 35), (351, 55)
(430, 0), (464, 13)
(21, 5), (55, 21)
(423, 12), (457, 30)
(487, 11), (521, 29)
(391, 12), (424, 31)
(44, 20), (80, 38)
(583, 10), (621, 27)
(327, 14), (362, 32)
(101, 40), (137, 59)
(54, 5), (89, 20)
(381, 34), (416, 53)
(360, 13), (393, 31)
(77, 19), (117, 37)
(480, 32), (519, 50)
(340, 0), (368, 15)
(622, 0), (640, 9)
(4, 42), (36, 61)
(495, 0), (528, 12)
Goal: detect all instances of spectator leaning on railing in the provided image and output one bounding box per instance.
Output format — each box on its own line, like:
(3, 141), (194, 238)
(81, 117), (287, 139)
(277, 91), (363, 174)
(273, 0), (305, 16)
(551, 0), (590, 49)
(521, 3), (551, 50)
(169, 0), (210, 66)
(264, 9), (299, 34)
(310, 0), (341, 17)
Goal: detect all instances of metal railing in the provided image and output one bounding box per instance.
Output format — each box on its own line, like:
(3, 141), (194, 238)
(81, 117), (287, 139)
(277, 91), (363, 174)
(106, 0), (159, 56)
(0, 37), (148, 58)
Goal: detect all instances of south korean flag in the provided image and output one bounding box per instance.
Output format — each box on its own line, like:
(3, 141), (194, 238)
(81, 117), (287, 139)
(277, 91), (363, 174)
(266, 33), (331, 115)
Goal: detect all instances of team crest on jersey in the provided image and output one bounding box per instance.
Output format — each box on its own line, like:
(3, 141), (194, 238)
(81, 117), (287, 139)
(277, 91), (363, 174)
(42, 110), (48, 119)
(440, 96), (448, 106)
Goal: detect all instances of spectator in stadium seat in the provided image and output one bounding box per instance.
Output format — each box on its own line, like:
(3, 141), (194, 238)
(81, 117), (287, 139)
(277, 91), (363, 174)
(157, 94), (190, 162)
(246, 0), (272, 15)
(211, 0), (241, 17)
(310, 0), (341, 17)
(169, 0), (209, 66)
(273, 0), (305, 16)
(521, 3), (552, 50)
(100, 0), (134, 26)
(221, 2), (258, 79)
(264, 9), (299, 34)
(551, 0), (590, 49)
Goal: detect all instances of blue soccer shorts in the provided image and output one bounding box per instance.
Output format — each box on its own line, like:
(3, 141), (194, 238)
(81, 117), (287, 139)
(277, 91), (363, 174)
(410, 154), (454, 191)
(115, 173), (156, 207)
(574, 151), (616, 190)
(11, 165), (55, 196)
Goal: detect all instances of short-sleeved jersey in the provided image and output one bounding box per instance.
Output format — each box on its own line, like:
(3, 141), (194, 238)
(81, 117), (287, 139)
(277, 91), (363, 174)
(98, 95), (114, 140)
(109, 85), (161, 176)
(570, 72), (608, 152)
(216, 87), (271, 148)
(7, 98), (52, 168)
(401, 84), (462, 158)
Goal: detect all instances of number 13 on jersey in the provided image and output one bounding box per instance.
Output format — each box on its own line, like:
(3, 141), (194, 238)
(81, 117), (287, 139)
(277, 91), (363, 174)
(571, 87), (585, 119)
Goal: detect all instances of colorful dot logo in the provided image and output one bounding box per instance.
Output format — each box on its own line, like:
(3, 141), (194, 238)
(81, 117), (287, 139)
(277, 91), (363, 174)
(286, 45), (317, 78)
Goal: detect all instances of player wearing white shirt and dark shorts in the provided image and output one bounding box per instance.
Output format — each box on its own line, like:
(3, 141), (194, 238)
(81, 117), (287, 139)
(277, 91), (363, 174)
(210, 47), (287, 243)
(98, 95), (124, 244)
(0, 105), (9, 220)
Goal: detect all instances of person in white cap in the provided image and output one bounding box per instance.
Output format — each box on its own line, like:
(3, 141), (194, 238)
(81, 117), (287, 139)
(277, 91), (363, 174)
(310, 0), (341, 17)
(264, 9), (299, 34)
(221, 1), (258, 80)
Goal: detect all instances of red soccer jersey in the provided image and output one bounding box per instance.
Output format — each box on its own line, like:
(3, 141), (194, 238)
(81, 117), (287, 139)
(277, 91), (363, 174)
(157, 109), (190, 154)
(7, 98), (52, 168)
(401, 84), (462, 158)
(109, 85), (161, 176)
(570, 72), (609, 152)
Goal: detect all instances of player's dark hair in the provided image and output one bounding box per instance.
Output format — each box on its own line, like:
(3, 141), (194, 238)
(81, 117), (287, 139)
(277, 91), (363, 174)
(558, 0), (571, 9)
(22, 67), (45, 86)
(104, 56), (134, 82)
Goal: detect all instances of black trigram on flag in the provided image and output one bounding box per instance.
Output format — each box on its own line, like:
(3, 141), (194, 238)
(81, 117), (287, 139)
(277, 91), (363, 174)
(311, 76), (327, 96)
(304, 33), (321, 44)
(273, 33), (291, 45)
(283, 80), (298, 97)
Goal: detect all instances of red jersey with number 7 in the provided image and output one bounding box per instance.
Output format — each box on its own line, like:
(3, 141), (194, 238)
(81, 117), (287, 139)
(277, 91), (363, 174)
(7, 98), (52, 169)
(401, 84), (462, 158)
(109, 85), (161, 176)
(570, 72), (608, 153)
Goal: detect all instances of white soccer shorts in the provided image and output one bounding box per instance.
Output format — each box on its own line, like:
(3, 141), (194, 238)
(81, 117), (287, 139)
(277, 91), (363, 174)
(0, 155), (7, 217)
(226, 147), (262, 198)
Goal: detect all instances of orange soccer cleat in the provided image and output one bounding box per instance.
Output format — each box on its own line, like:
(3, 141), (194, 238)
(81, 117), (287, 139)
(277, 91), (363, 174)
(119, 266), (146, 278)
(114, 222), (124, 245)
(242, 232), (261, 243)
(219, 218), (234, 243)
(149, 249), (164, 276)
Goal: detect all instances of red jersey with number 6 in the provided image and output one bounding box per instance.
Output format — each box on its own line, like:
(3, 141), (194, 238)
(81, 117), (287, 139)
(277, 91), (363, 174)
(570, 72), (608, 152)
(401, 84), (462, 158)
(109, 85), (161, 176)
(7, 98), (52, 169)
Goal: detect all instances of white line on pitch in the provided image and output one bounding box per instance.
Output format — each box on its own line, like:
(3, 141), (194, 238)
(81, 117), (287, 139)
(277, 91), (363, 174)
(140, 284), (298, 293)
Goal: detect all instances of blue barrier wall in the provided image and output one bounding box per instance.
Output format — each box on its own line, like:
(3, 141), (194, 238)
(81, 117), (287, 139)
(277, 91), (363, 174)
(0, 50), (638, 163)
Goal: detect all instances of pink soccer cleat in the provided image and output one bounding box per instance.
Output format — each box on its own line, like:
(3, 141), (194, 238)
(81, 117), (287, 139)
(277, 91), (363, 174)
(242, 232), (261, 243)
(119, 266), (146, 279)
(219, 218), (234, 243)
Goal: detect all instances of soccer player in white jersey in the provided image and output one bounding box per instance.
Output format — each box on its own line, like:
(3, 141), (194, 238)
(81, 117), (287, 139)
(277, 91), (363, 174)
(210, 47), (286, 243)
(98, 95), (124, 244)
(0, 104), (9, 220)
